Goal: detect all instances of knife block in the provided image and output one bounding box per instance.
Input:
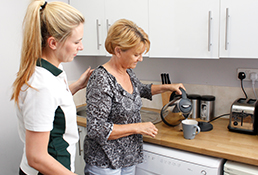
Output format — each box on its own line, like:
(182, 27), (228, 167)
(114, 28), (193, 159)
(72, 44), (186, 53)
(161, 91), (172, 106)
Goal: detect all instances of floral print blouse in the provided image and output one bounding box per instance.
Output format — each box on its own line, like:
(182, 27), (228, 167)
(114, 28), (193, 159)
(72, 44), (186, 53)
(84, 66), (152, 169)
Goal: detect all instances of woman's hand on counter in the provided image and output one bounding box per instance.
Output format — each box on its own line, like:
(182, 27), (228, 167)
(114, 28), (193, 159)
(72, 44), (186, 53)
(137, 122), (158, 138)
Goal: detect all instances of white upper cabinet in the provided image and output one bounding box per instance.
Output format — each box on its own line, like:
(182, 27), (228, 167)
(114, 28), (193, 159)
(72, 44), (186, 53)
(70, 0), (149, 56)
(70, 0), (106, 56)
(219, 0), (258, 58)
(105, 0), (149, 57)
(148, 0), (220, 59)
(71, 0), (258, 59)
(105, 0), (149, 36)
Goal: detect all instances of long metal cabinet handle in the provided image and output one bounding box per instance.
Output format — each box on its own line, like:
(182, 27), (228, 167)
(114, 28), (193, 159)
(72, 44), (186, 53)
(225, 8), (229, 50)
(96, 19), (101, 50)
(78, 128), (83, 156)
(208, 11), (212, 51)
(106, 19), (111, 33)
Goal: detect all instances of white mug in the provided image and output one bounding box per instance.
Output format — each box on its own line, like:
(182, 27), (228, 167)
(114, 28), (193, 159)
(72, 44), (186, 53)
(182, 119), (200, 140)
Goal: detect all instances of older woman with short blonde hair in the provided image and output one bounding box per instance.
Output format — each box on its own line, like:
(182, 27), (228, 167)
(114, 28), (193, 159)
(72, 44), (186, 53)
(83, 19), (185, 175)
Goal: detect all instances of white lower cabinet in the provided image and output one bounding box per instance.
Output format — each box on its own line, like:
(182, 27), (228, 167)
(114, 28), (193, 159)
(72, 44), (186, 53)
(75, 125), (87, 175)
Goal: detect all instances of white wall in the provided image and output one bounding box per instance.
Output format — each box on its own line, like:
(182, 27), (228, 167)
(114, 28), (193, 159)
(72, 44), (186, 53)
(132, 58), (258, 88)
(94, 56), (258, 88)
(0, 1), (28, 174)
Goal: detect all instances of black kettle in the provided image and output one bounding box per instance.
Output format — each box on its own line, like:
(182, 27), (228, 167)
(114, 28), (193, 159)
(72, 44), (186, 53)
(160, 88), (192, 126)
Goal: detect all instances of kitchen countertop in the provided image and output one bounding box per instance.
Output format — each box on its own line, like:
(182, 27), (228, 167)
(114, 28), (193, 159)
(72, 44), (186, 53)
(77, 105), (258, 166)
(76, 104), (87, 127)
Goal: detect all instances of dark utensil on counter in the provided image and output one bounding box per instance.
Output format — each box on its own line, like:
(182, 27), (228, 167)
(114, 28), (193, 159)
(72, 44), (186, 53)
(161, 73), (165, 84)
(161, 73), (171, 85)
(160, 88), (192, 126)
(166, 73), (171, 84)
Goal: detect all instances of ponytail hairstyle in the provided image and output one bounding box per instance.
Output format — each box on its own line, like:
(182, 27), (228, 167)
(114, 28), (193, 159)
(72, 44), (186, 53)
(105, 19), (150, 55)
(11, 0), (84, 104)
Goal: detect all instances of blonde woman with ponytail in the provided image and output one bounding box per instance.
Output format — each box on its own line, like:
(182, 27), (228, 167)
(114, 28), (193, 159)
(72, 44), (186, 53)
(11, 1), (93, 174)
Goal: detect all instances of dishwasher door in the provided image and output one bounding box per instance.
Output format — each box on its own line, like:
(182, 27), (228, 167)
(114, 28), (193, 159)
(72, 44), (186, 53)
(136, 168), (159, 175)
(136, 143), (225, 175)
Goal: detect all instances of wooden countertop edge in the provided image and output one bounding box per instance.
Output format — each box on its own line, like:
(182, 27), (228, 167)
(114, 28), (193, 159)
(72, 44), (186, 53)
(76, 105), (258, 166)
(140, 108), (258, 166)
(76, 104), (87, 108)
(76, 104), (87, 127)
(77, 116), (86, 127)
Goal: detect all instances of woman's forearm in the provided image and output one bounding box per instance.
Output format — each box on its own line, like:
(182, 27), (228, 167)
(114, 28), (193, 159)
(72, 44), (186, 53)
(69, 81), (80, 95)
(151, 84), (170, 95)
(26, 130), (77, 175)
(108, 124), (137, 140)
(108, 122), (158, 140)
(151, 83), (185, 95)
(27, 153), (76, 175)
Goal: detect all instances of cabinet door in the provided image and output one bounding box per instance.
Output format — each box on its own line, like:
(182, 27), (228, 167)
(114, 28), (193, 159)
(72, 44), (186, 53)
(70, 0), (106, 56)
(104, 0), (149, 57)
(149, 0), (220, 59)
(105, 0), (148, 37)
(75, 126), (87, 175)
(220, 0), (258, 58)
(70, 0), (149, 56)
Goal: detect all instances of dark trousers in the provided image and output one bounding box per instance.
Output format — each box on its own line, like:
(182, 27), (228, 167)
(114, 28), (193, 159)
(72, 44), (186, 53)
(19, 168), (26, 175)
(19, 168), (43, 175)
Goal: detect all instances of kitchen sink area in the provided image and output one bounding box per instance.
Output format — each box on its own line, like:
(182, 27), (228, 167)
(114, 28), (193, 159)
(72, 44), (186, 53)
(76, 105), (161, 124)
(76, 105), (87, 118)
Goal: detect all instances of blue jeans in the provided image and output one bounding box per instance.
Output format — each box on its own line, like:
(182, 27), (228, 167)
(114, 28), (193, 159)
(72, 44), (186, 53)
(84, 164), (136, 175)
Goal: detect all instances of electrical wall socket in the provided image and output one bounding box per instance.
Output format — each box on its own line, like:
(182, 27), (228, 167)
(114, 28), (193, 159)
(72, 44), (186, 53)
(237, 68), (258, 81)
